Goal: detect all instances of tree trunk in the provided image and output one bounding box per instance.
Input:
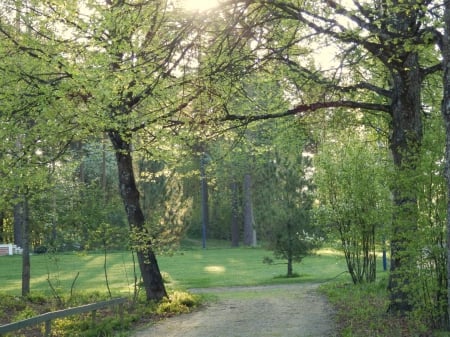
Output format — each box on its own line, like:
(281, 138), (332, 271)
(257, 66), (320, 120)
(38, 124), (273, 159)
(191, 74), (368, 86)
(243, 174), (255, 246)
(200, 154), (209, 249)
(230, 181), (240, 247)
(287, 256), (293, 277)
(287, 222), (293, 277)
(442, 3), (450, 328)
(21, 195), (30, 296)
(387, 52), (422, 314)
(0, 212), (4, 242)
(101, 134), (107, 201)
(108, 131), (167, 302)
(13, 200), (24, 248)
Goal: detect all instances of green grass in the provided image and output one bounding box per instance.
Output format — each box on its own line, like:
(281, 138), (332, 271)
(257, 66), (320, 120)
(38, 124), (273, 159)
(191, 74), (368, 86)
(320, 280), (439, 337)
(0, 245), (349, 296)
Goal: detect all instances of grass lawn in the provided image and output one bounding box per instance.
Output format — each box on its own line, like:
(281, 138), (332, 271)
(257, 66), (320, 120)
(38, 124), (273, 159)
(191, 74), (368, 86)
(2, 243), (414, 337)
(0, 244), (350, 296)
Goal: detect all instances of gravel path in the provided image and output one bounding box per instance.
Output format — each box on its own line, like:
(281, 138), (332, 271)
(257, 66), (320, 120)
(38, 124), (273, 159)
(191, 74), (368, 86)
(131, 283), (337, 337)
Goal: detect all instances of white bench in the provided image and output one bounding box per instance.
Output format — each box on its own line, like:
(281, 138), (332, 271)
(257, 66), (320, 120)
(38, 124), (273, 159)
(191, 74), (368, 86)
(0, 244), (22, 256)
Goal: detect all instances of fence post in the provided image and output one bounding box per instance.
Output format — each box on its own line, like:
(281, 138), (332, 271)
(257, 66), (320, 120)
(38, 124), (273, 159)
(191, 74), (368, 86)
(119, 302), (124, 328)
(44, 320), (51, 337)
(91, 309), (97, 327)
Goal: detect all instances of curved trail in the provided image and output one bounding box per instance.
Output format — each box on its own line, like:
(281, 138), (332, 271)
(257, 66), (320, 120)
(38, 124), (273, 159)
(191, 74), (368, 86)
(132, 283), (337, 337)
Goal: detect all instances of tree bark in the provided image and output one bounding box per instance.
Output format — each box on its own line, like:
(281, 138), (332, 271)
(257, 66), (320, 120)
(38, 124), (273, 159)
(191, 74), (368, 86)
(0, 212), (4, 242)
(243, 174), (255, 246)
(442, 2), (450, 328)
(387, 52), (422, 314)
(287, 222), (293, 277)
(200, 154), (209, 249)
(108, 131), (167, 302)
(230, 181), (240, 247)
(13, 200), (24, 248)
(21, 195), (30, 296)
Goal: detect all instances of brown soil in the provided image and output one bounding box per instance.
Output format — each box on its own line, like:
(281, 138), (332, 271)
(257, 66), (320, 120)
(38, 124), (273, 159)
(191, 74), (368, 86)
(131, 283), (338, 337)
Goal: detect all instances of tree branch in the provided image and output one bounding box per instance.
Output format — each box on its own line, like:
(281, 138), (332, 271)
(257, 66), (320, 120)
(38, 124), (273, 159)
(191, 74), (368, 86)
(223, 100), (391, 122)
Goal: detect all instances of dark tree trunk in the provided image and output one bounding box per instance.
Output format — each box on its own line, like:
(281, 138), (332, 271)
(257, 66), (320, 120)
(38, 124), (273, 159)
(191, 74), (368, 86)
(21, 195), (30, 296)
(200, 154), (209, 249)
(230, 181), (240, 247)
(287, 222), (293, 277)
(108, 131), (167, 302)
(13, 200), (24, 248)
(287, 256), (293, 277)
(243, 174), (255, 246)
(101, 134), (107, 201)
(442, 3), (450, 328)
(387, 52), (422, 314)
(0, 212), (4, 242)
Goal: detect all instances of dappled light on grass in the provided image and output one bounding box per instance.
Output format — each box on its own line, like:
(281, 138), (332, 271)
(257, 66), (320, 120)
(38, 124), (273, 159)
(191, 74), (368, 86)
(204, 265), (226, 273)
(0, 247), (348, 295)
(315, 248), (343, 256)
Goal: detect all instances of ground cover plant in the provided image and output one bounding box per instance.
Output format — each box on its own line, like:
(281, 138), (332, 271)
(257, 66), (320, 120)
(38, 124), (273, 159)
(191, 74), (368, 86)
(320, 280), (448, 337)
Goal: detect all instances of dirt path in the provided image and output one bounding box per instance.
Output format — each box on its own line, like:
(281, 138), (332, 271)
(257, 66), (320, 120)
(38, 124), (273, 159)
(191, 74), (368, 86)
(131, 283), (337, 337)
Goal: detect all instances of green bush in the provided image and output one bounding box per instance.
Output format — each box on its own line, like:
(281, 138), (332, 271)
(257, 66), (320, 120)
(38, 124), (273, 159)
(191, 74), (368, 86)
(156, 291), (199, 315)
(34, 245), (48, 254)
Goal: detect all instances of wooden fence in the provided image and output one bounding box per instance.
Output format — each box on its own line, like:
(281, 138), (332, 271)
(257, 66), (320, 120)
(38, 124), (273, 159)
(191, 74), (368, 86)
(0, 297), (127, 337)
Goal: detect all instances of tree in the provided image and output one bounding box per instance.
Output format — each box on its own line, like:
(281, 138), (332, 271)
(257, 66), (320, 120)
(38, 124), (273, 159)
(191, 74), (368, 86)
(0, 0), (80, 295)
(218, 0), (442, 314)
(262, 149), (319, 277)
(315, 128), (392, 284)
(441, 1), (450, 328)
(0, 0), (209, 301)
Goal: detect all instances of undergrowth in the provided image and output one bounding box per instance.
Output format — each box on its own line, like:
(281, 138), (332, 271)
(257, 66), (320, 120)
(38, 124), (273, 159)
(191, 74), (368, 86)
(320, 278), (444, 337)
(0, 290), (200, 337)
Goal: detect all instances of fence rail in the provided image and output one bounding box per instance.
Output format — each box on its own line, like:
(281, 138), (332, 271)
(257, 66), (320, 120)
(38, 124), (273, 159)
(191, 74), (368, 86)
(0, 297), (127, 337)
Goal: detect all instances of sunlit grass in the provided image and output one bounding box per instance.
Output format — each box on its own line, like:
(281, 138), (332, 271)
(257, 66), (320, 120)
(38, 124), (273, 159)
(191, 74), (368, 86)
(0, 244), (350, 296)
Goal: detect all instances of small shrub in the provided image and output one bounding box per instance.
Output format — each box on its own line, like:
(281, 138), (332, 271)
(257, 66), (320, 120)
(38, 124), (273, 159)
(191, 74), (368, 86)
(13, 306), (37, 321)
(66, 291), (106, 306)
(26, 292), (48, 304)
(161, 271), (172, 284)
(156, 291), (199, 315)
(34, 245), (48, 254)
(52, 314), (126, 337)
(0, 294), (28, 311)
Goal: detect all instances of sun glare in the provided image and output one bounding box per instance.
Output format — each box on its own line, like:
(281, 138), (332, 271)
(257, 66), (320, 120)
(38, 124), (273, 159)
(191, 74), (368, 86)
(181, 0), (219, 12)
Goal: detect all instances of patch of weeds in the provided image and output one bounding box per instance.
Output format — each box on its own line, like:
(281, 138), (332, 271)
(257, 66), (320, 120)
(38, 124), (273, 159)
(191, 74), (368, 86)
(26, 292), (48, 305)
(320, 281), (434, 337)
(13, 307), (37, 321)
(0, 290), (204, 337)
(0, 293), (27, 312)
(156, 291), (200, 315)
(65, 290), (107, 307)
(52, 314), (127, 337)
